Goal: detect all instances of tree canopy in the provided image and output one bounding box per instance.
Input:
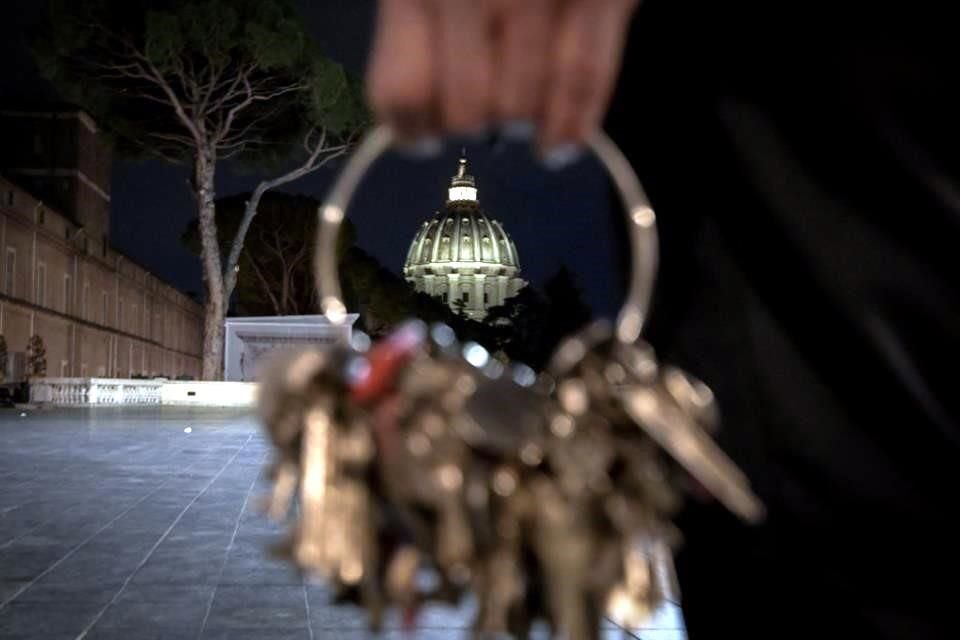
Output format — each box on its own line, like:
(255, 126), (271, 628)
(35, 0), (362, 163)
(183, 191), (461, 325)
(484, 267), (593, 369)
(182, 192), (348, 316)
(35, 0), (368, 379)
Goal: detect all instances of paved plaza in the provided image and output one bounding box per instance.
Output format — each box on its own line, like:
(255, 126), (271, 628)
(0, 407), (686, 639)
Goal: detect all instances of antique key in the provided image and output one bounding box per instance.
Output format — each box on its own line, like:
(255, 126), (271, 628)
(257, 125), (765, 638)
(257, 345), (386, 623)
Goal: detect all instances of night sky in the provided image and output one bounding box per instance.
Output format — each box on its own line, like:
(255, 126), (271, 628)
(1, 0), (623, 317)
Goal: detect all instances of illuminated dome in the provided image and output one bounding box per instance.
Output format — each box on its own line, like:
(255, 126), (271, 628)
(404, 155), (525, 320)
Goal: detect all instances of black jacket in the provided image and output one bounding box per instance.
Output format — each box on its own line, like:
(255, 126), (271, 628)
(607, 2), (959, 638)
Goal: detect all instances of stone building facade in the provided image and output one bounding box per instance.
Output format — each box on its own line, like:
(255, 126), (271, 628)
(403, 156), (525, 320)
(0, 109), (202, 381)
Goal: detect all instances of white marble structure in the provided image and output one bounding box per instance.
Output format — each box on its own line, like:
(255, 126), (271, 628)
(404, 155), (526, 320)
(223, 314), (358, 382)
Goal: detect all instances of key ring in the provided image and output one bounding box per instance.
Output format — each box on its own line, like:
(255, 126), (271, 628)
(310, 124), (764, 525)
(258, 123), (765, 637)
(315, 125), (658, 346)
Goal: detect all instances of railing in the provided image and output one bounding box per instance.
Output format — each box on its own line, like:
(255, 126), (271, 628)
(29, 378), (164, 405)
(28, 378), (258, 407)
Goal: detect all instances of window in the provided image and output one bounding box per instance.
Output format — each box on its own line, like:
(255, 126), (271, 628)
(63, 274), (72, 314)
(61, 361), (69, 377)
(462, 291), (469, 303)
(118, 298), (124, 329)
(65, 226), (71, 240)
(132, 304), (138, 334)
(441, 292), (448, 304)
(37, 208), (45, 225)
(36, 262), (47, 306)
(4, 248), (15, 296)
(83, 282), (90, 319)
(80, 364), (88, 378)
(102, 291), (108, 324)
(144, 300), (150, 335)
(484, 292), (489, 304)
(101, 236), (107, 258)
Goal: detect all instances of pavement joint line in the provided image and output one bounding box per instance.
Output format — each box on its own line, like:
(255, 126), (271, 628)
(297, 500), (315, 640)
(302, 580), (315, 640)
(0, 448), (217, 610)
(196, 450), (270, 639)
(74, 433), (256, 640)
(0, 490), (160, 552)
(0, 471), (80, 496)
(0, 432), (234, 548)
(302, 566), (315, 640)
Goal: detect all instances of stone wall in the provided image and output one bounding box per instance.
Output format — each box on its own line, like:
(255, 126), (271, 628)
(0, 175), (203, 381)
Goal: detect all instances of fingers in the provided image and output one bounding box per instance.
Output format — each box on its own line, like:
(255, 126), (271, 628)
(368, 0), (498, 140)
(367, 0), (438, 140)
(493, 0), (556, 129)
(436, 0), (497, 133)
(367, 0), (639, 159)
(541, 0), (639, 151)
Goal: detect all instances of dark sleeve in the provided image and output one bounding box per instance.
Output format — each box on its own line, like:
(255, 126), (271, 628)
(606, 2), (960, 638)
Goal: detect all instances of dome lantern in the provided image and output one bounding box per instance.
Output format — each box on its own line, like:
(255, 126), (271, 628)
(448, 152), (478, 202)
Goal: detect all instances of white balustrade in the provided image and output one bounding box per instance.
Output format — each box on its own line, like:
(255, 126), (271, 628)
(27, 378), (253, 407)
(30, 378), (166, 406)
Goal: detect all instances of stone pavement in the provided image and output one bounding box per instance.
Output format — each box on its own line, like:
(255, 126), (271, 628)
(0, 407), (686, 640)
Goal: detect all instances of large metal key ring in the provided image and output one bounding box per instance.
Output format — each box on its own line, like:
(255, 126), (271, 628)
(310, 125), (764, 525)
(315, 125), (658, 346)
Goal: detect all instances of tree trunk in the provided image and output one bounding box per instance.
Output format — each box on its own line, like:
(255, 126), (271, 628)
(280, 265), (291, 315)
(222, 185), (266, 312)
(195, 151), (225, 380)
(219, 137), (349, 312)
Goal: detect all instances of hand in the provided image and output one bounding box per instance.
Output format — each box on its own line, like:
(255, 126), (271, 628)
(366, 0), (640, 162)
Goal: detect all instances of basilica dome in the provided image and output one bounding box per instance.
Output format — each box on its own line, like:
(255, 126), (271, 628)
(403, 155), (525, 320)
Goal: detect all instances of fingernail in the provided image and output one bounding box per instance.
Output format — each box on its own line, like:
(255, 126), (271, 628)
(398, 136), (444, 158)
(500, 120), (535, 141)
(541, 143), (583, 170)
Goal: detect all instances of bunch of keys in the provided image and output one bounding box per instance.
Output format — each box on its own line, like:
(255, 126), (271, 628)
(257, 126), (765, 638)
